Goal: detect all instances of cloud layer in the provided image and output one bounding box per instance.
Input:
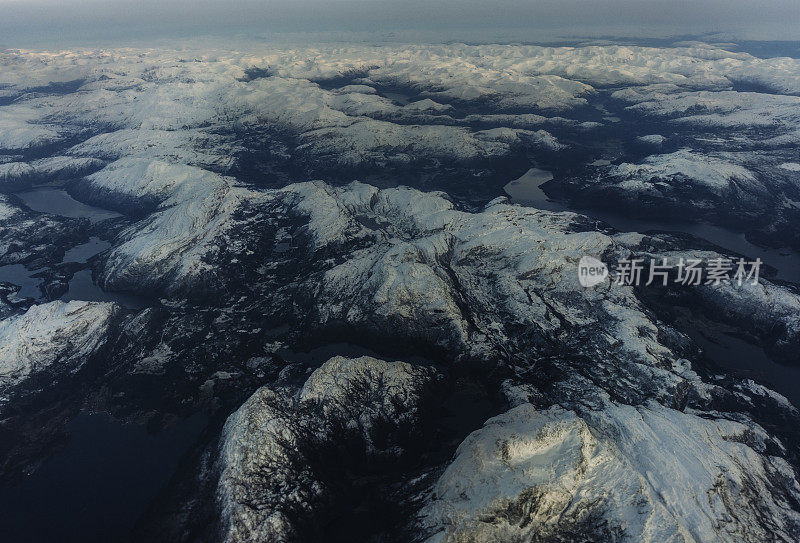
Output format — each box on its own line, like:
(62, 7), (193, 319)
(1, 0), (800, 47)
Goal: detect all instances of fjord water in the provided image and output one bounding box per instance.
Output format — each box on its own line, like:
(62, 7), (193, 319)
(0, 413), (206, 543)
(0, 189), (175, 541)
(62, 236), (111, 262)
(506, 167), (800, 283)
(61, 237), (147, 309)
(17, 187), (121, 222)
(1, 188), (144, 307)
(60, 269), (148, 309)
(0, 263), (42, 299)
(0, 236), (145, 308)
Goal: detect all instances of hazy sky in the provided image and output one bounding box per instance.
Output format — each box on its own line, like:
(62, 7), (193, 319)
(1, 0), (799, 47)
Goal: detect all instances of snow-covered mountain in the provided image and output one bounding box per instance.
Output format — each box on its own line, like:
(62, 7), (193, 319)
(1, 40), (799, 542)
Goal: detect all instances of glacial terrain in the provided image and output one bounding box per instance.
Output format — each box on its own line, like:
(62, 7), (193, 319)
(1, 38), (800, 542)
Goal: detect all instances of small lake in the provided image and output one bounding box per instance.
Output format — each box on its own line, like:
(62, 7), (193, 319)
(59, 238), (146, 309)
(0, 264), (43, 300)
(17, 187), (120, 222)
(503, 168), (560, 211)
(5, 188), (147, 308)
(63, 236), (111, 263)
(0, 412), (206, 543)
(381, 91), (412, 106)
(60, 269), (148, 309)
(0, 237), (144, 308)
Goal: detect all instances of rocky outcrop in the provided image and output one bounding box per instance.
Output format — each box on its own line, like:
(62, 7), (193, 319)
(215, 356), (439, 543)
(0, 194), (90, 268)
(0, 300), (118, 408)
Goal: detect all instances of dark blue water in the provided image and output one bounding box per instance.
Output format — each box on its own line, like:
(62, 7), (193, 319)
(506, 167), (800, 283)
(60, 269), (147, 309)
(0, 412), (206, 543)
(730, 40), (800, 59)
(686, 322), (800, 407)
(0, 236), (145, 308)
(62, 237), (111, 263)
(59, 238), (147, 309)
(9, 188), (147, 308)
(17, 187), (120, 222)
(0, 264), (42, 299)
